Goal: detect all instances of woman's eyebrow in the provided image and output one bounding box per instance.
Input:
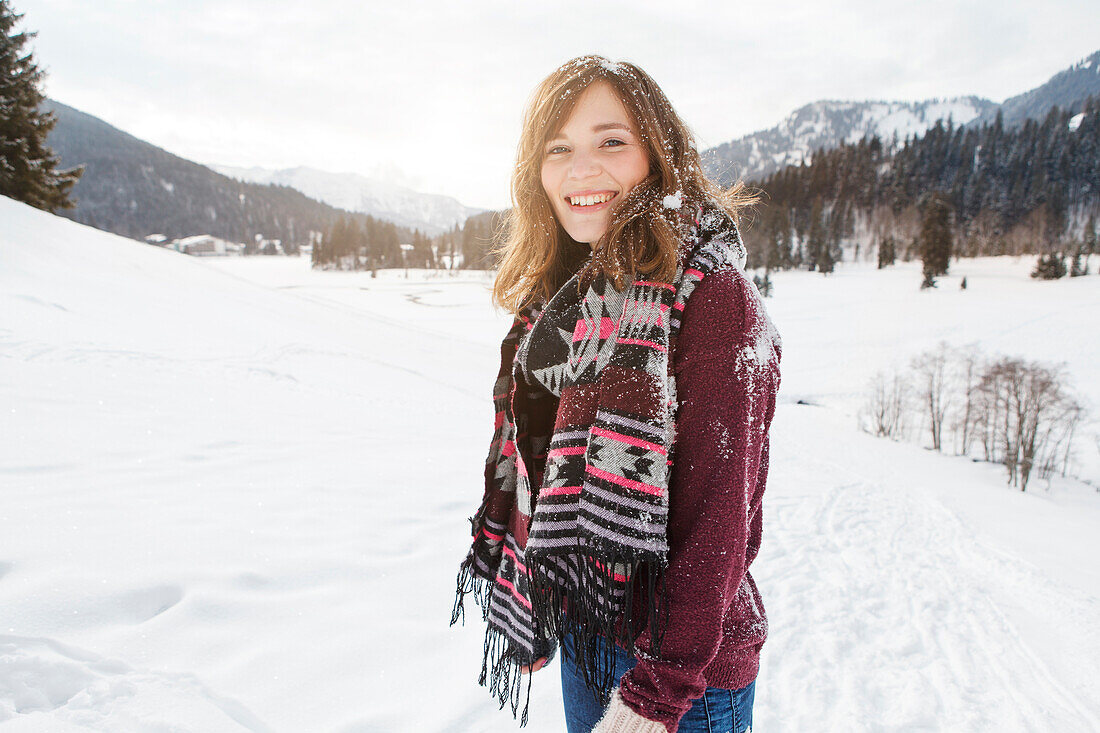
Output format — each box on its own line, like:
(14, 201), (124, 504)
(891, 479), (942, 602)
(546, 122), (632, 144)
(592, 122), (632, 133)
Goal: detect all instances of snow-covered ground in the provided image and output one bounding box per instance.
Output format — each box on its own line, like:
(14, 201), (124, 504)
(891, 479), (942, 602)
(2, 195), (1098, 731)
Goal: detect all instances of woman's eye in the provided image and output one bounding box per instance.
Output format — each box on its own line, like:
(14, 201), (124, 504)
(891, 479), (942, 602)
(602, 138), (626, 148)
(547, 145), (569, 155)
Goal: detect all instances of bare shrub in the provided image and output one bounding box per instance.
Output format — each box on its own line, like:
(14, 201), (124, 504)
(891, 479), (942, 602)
(949, 343), (985, 456)
(860, 369), (911, 440)
(864, 344), (1090, 492)
(911, 341), (953, 452)
(972, 357), (1082, 492)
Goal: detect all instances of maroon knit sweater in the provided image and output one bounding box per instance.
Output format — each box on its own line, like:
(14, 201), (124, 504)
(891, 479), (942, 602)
(616, 265), (782, 732)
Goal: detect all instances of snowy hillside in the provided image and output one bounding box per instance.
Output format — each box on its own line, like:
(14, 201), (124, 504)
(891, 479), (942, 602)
(2, 195), (1099, 731)
(211, 165), (483, 235)
(703, 97), (995, 184)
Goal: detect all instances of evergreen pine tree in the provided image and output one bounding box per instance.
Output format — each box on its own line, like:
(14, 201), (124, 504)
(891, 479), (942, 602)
(1070, 247), (1086, 277)
(379, 222), (400, 267)
(348, 217), (367, 270)
(919, 191), (953, 283)
(411, 230), (431, 268)
(807, 198), (826, 271)
(777, 207), (793, 269)
(461, 222), (477, 269)
(877, 234), (896, 268)
(765, 214), (781, 272)
(326, 218), (348, 267)
(920, 267), (937, 289)
(960, 275), (967, 290)
(819, 237), (835, 274)
(1030, 252), (1067, 279)
(0, 1), (82, 210)
(336, 217), (358, 267)
(826, 202), (844, 268)
(312, 225), (327, 268)
(360, 216), (376, 267)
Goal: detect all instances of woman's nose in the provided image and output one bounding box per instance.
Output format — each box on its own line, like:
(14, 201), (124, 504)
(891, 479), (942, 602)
(568, 149), (601, 179)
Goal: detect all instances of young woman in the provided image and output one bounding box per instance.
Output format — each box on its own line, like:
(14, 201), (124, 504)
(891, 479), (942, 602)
(452, 55), (782, 733)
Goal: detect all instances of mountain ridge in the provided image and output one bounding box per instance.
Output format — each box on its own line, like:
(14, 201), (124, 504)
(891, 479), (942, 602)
(210, 164), (482, 235)
(44, 100), (477, 241)
(702, 48), (1100, 186)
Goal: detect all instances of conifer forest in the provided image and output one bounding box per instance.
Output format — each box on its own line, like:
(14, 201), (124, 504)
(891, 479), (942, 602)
(749, 99), (1100, 275)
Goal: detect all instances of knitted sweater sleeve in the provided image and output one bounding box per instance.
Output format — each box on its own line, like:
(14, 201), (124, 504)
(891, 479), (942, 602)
(617, 267), (781, 733)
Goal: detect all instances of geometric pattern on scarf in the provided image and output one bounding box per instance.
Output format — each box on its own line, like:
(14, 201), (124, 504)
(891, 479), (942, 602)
(452, 203), (748, 725)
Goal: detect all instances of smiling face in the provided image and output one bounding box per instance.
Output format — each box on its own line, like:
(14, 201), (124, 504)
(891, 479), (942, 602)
(539, 82), (651, 247)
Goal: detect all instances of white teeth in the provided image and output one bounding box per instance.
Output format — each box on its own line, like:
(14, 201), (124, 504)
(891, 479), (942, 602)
(569, 193), (613, 207)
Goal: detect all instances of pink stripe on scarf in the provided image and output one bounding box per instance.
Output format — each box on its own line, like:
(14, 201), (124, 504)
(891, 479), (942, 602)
(502, 545), (528, 574)
(494, 575), (533, 608)
(585, 465), (664, 496)
(539, 484), (582, 496)
(591, 426), (667, 454)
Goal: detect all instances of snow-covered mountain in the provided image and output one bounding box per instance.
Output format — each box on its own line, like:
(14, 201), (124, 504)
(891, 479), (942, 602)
(971, 48), (1100, 128)
(703, 47), (1100, 185)
(211, 165), (483, 235)
(43, 99), (366, 247)
(702, 97), (995, 185)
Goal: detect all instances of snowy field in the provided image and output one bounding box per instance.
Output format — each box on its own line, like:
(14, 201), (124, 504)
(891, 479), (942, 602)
(2, 194), (1099, 732)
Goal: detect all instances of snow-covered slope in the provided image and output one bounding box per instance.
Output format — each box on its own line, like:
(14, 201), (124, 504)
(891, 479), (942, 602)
(703, 97), (994, 184)
(2, 195), (1099, 731)
(211, 165), (483, 235)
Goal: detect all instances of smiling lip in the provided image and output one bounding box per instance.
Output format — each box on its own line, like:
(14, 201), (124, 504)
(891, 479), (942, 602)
(565, 190), (618, 211)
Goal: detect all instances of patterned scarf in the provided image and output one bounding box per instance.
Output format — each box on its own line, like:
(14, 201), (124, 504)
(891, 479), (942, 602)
(451, 204), (748, 724)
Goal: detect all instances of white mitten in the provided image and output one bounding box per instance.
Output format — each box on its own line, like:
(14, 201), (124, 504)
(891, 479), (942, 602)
(592, 688), (669, 733)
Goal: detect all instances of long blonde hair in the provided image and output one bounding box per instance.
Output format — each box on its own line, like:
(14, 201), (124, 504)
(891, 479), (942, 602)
(492, 55), (757, 314)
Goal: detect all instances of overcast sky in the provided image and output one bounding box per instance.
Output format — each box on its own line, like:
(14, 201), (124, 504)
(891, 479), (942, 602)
(18, 0), (1100, 210)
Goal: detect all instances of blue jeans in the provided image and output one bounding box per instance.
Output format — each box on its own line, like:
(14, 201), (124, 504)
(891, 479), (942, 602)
(559, 627), (755, 733)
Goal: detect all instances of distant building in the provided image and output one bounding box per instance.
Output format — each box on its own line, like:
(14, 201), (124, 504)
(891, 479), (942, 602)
(254, 233), (285, 255)
(144, 233), (168, 246)
(170, 235), (244, 256)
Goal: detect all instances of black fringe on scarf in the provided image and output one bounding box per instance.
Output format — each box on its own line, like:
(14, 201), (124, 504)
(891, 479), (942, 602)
(450, 548), (490, 626)
(526, 548), (669, 708)
(451, 550), (535, 726)
(451, 545), (670, 726)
